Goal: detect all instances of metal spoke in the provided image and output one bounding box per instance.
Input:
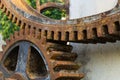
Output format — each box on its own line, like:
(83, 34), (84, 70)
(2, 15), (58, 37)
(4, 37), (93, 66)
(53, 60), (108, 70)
(15, 41), (30, 79)
(0, 65), (10, 77)
(2, 41), (51, 80)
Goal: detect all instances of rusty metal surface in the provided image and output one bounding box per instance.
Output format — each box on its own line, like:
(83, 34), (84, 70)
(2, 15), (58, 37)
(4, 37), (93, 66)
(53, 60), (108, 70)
(39, 2), (67, 11)
(1, 0), (120, 43)
(0, 29), (83, 80)
(1, 0), (120, 79)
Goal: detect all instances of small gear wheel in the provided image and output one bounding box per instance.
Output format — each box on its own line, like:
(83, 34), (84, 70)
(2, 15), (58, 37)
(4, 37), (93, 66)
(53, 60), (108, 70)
(0, 29), (84, 80)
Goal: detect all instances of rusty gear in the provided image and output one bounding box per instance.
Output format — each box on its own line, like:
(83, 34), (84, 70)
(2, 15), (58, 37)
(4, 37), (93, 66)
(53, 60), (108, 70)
(0, 29), (84, 80)
(0, 0), (120, 43)
(1, 0), (120, 80)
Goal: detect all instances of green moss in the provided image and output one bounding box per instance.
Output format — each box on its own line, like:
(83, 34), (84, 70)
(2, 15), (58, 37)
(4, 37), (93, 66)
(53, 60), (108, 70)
(0, 0), (66, 39)
(0, 10), (20, 40)
(25, 0), (66, 20)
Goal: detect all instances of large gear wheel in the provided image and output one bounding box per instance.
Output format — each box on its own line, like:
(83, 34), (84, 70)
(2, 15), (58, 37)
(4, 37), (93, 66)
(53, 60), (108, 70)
(0, 29), (84, 80)
(1, 0), (120, 43)
(1, 0), (120, 79)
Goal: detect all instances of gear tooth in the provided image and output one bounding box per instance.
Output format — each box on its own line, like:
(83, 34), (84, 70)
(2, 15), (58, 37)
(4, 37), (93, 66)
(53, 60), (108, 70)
(55, 71), (84, 80)
(47, 31), (53, 40)
(69, 31), (76, 41)
(112, 21), (120, 34)
(77, 31), (84, 41)
(1, 4), (6, 12)
(28, 26), (32, 34)
(96, 25), (116, 43)
(41, 30), (44, 38)
(61, 32), (65, 41)
(0, 4), (3, 9)
(33, 27), (36, 37)
(2, 45), (6, 50)
(5, 39), (10, 44)
(54, 31), (58, 41)
(12, 16), (17, 23)
(20, 22), (26, 29)
(16, 20), (21, 26)
(19, 29), (25, 36)
(47, 43), (73, 52)
(8, 13), (13, 20)
(14, 31), (19, 38)
(25, 27), (30, 35)
(5, 10), (10, 16)
(87, 28), (96, 40)
(29, 27), (36, 37)
(47, 42), (84, 79)
(3, 6), (7, 13)
(52, 61), (80, 71)
(41, 30), (47, 38)
(34, 28), (41, 39)
(9, 35), (14, 41)
(54, 31), (62, 41)
(0, 3), (3, 9)
(97, 26), (107, 39)
(50, 51), (77, 61)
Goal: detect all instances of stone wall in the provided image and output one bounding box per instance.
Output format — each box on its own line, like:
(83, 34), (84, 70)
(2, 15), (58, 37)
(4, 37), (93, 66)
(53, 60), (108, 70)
(71, 42), (120, 80)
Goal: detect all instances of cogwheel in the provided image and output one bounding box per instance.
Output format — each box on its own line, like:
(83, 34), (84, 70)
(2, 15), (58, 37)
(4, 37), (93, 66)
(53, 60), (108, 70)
(1, 0), (120, 43)
(0, 29), (84, 80)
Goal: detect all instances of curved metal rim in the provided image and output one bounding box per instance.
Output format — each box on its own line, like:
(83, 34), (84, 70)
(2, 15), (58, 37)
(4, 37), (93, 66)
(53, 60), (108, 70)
(8, 0), (120, 25)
